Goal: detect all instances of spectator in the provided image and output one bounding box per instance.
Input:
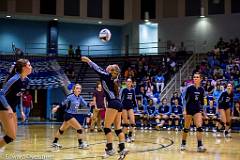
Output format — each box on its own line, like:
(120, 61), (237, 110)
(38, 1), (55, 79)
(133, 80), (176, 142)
(155, 98), (171, 130)
(169, 99), (183, 131)
(68, 44), (74, 58)
(90, 82), (106, 132)
(171, 91), (182, 106)
(75, 45), (82, 58)
(22, 90), (33, 123)
(154, 71), (165, 93)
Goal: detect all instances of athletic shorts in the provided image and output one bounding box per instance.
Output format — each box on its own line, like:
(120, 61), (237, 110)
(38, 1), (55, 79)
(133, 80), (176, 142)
(64, 112), (76, 121)
(123, 106), (134, 111)
(186, 106), (202, 116)
(108, 99), (123, 112)
(218, 105), (230, 110)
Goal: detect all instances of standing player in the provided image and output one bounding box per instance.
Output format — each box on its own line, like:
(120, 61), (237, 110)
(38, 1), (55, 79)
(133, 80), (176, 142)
(81, 56), (128, 159)
(120, 78), (137, 143)
(217, 83), (233, 137)
(180, 72), (206, 152)
(51, 84), (89, 149)
(0, 59), (32, 149)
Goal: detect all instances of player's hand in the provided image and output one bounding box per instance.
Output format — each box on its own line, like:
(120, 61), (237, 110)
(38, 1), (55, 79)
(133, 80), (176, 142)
(81, 56), (91, 63)
(52, 107), (58, 113)
(21, 111), (26, 122)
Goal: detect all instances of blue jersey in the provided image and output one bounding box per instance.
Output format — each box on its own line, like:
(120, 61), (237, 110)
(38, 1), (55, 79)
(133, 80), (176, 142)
(185, 85), (205, 110)
(88, 61), (120, 101)
(61, 93), (88, 114)
(0, 73), (29, 112)
(146, 105), (156, 115)
(158, 105), (171, 114)
(171, 105), (183, 115)
(120, 88), (137, 108)
(218, 91), (233, 108)
(205, 106), (216, 115)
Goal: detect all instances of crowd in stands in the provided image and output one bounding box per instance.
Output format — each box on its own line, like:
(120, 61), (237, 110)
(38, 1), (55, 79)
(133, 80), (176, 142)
(118, 37), (240, 132)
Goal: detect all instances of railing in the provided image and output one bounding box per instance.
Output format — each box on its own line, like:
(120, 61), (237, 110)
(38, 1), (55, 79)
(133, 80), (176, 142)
(160, 54), (198, 101)
(0, 40), (196, 57)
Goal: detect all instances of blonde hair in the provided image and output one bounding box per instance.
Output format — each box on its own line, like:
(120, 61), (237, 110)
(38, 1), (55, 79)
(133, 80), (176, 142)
(72, 83), (82, 91)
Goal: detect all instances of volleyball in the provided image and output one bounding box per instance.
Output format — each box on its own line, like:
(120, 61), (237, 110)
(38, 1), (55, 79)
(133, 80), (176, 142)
(99, 28), (111, 42)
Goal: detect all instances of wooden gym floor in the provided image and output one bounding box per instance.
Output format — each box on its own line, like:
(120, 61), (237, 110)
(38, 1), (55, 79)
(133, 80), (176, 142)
(0, 125), (240, 160)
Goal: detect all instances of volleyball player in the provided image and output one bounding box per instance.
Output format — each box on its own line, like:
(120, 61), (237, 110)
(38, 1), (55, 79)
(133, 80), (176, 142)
(0, 59), (32, 150)
(180, 72), (206, 152)
(120, 78), (137, 143)
(51, 84), (89, 149)
(217, 83), (233, 138)
(81, 56), (128, 159)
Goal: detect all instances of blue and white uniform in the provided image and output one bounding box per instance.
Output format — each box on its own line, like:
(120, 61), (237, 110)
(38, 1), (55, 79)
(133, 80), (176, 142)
(120, 88), (137, 110)
(0, 73), (29, 112)
(88, 61), (122, 111)
(61, 93), (88, 121)
(184, 85), (205, 116)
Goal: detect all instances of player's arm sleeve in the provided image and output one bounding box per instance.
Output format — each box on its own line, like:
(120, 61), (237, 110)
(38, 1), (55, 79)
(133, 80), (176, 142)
(88, 61), (109, 78)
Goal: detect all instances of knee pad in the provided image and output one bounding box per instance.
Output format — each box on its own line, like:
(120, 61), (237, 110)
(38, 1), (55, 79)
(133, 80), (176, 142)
(115, 129), (122, 136)
(197, 127), (203, 132)
(226, 122), (230, 126)
(3, 135), (14, 144)
(122, 123), (129, 128)
(77, 129), (83, 134)
(130, 124), (136, 128)
(183, 128), (189, 133)
(59, 129), (64, 135)
(104, 128), (111, 135)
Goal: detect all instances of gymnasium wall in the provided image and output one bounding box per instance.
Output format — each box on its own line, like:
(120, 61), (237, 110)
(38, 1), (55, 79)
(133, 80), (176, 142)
(0, 19), (123, 56)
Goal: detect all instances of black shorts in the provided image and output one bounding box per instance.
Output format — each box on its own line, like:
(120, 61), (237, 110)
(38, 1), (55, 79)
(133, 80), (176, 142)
(108, 99), (123, 112)
(218, 105), (230, 110)
(123, 106), (134, 111)
(64, 112), (76, 121)
(186, 107), (202, 116)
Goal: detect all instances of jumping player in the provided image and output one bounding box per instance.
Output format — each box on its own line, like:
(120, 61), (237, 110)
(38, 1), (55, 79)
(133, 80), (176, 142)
(81, 56), (128, 159)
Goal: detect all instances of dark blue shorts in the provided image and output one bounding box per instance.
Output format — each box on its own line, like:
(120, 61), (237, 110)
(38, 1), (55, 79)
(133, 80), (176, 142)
(123, 106), (134, 111)
(64, 112), (77, 121)
(186, 107), (202, 116)
(108, 99), (123, 112)
(218, 105), (230, 110)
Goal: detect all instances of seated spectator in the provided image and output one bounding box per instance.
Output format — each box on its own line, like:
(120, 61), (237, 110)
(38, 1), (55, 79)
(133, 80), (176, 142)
(135, 99), (147, 130)
(232, 101), (240, 122)
(203, 99), (218, 132)
(145, 99), (157, 130)
(144, 76), (154, 99)
(213, 65), (224, 79)
(170, 91), (182, 106)
(169, 99), (183, 131)
(124, 67), (135, 80)
(154, 71), (165, 93)
(155, 98), (171, 130)
(204, 81), (214, 96)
